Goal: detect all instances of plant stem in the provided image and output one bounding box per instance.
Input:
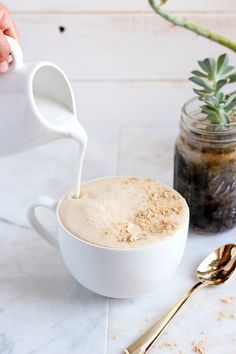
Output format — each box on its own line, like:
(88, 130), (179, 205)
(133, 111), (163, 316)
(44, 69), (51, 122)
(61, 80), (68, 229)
(148, 0), (236, 53)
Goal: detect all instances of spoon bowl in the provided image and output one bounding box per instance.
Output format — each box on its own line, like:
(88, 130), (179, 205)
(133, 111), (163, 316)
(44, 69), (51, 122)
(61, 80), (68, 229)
(197, 243), (236, 285)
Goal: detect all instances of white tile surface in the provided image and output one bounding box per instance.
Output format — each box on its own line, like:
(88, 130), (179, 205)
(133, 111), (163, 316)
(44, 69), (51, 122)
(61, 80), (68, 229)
(0, 125), (236, 354)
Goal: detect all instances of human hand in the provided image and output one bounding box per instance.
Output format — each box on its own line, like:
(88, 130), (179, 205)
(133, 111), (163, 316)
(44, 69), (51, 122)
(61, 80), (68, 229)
(0, 3), (19, 73)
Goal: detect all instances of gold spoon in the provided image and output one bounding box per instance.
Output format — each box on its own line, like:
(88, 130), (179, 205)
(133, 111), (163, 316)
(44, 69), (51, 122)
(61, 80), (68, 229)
(125, 243), (236, 354)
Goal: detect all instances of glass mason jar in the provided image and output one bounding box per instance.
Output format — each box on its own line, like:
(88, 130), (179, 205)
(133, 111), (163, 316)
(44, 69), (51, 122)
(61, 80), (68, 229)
(174, 98), (236, 234)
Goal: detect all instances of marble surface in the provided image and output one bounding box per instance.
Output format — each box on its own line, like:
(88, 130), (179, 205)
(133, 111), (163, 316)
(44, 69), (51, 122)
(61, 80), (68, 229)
(0, 124), (236, 354)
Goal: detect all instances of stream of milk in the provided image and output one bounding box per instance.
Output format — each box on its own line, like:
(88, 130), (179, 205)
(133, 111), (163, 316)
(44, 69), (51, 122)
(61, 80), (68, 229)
(35, 93), (87, 198)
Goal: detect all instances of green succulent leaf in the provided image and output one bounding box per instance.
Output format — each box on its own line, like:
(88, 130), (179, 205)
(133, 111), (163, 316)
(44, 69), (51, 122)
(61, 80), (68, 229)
(217, 53), (228, 74)
(198, 58), (214, 77)
(216, 91), (225, 102)
(201, 105), (216, 114)
(225, 93), (236, 107)
(215, 79), (228, 91)
(221, 65), (234, 76)
(191, 70), (208, 78)
(224, 93), (236, 112)
(193, 88), (209, 96)
(228, 74), (236, 83)
(189, 76), (212, 91)
(204, 96), (219, 108)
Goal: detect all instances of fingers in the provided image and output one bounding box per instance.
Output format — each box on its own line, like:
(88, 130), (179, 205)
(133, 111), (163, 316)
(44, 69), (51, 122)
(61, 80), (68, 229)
(0, 4), (19, 42)
(0, 3), (19, 71)
(0, 29), (10, 63)
(0, 60), (8, 73)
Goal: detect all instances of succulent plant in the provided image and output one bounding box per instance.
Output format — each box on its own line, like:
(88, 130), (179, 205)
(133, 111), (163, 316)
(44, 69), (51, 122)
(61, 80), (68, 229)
(190, 54), (236, 125)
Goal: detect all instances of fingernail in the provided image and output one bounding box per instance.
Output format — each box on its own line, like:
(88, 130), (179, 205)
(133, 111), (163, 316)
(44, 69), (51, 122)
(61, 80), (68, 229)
(0, 61), (9, 73)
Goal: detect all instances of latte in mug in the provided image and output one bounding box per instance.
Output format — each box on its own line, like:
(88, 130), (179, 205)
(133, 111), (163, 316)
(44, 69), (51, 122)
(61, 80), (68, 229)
(59, 177), (189, 248)
(28, 176), (189, 297)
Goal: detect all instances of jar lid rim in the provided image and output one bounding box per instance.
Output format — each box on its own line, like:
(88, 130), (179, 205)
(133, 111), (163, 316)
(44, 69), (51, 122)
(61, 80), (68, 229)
(181, 97), (236, 142)
(183, 97), (236, 127)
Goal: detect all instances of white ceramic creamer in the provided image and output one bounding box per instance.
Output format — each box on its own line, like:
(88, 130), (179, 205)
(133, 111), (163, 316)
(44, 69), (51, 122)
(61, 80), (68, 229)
(0, 36), (87, 196)
(0, 36), (87, 156)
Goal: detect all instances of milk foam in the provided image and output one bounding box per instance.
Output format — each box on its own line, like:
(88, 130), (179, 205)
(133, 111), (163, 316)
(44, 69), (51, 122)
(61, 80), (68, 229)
(59, 177), (189, 249)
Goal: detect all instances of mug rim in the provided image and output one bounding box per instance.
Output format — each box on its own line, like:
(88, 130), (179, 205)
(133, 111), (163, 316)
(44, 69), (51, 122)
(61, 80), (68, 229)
(56, 175), (189, 252)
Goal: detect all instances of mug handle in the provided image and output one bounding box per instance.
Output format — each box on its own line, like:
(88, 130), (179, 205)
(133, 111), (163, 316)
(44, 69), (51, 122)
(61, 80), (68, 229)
(27, 196), (59, 249)
(5, 35), (23, 70)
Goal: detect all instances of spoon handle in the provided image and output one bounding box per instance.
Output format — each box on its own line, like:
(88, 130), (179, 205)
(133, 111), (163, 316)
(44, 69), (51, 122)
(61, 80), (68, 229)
(124, 281), (204, 354)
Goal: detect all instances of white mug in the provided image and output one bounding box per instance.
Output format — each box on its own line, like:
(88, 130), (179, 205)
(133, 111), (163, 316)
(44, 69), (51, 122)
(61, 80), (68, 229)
(0, 35), (87, 156)
(27, 178), (189, 298)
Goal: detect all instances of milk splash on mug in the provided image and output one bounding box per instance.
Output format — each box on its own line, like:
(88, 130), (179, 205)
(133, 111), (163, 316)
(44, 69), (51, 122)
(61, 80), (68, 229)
(35, 93), (87, 198)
